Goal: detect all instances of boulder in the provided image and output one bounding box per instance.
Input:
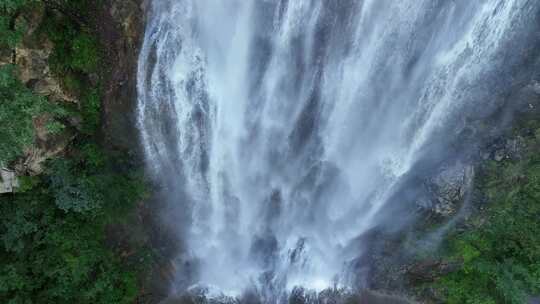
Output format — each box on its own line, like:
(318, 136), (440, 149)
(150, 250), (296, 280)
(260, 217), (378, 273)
(420, 162), (474, 218)
(0, 168), (19, 193)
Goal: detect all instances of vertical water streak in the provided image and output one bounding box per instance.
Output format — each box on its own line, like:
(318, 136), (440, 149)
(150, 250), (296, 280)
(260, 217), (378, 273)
(137, 0), (540, 298)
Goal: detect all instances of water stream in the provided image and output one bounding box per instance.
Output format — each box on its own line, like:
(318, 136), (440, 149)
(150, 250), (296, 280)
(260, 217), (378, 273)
(137, 0), (539, 300)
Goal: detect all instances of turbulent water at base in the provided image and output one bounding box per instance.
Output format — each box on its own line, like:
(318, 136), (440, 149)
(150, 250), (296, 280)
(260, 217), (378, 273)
(137, 0), (539, 301)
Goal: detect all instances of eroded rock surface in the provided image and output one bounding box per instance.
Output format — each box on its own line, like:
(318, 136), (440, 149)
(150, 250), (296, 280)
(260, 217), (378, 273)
(98, 0), (147, 151)
(1, 6), (79, 175)
(13, 6), (76, 103)
(418, 162), (474, 218)
(0, 169), (19, 193)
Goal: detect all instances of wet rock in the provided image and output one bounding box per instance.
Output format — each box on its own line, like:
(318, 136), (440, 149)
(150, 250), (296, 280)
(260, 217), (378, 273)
(494, 149), (505, 162)
(530, 81), (540, 95)
(504, 136), (526, 160)
(406, 259), (460, 284)
(109, 0), (141, 46)
(416, 286), (445, 304)
(0, 168), (19, 193)
(421, 162), (474, 218)
(481, 151), (491, 160)
(529, 297), (540, 304)
(524, 81), (540, 110)
(491, 136), (526, 162)
(358, 290), (414, 304)
(98, 0), (146, 151)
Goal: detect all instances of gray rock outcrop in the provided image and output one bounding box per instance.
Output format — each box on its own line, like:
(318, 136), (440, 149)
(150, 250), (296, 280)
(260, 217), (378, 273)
(0, 168), (19, 193)
(419, 161), (474, 218)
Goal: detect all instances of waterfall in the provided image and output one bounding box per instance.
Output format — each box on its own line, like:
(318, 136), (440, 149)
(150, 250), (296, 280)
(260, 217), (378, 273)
(137, 0), (538, 299)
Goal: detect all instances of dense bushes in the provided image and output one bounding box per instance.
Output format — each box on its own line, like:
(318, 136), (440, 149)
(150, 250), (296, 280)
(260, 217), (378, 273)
(0, 0), (29, 49)
(1, 1), (149, 303)
(0, 65), (46, 164)
(430, 124), (540, 304)
(41, 6), (99, 75)
(0, 154), (145, 303)
(0, 64), (69, 165)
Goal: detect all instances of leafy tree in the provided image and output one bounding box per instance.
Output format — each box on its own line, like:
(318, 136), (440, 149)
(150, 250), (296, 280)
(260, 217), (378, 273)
(0, 1), (29, 48)
(0, 182), (140, 303)
(0, 1), (150, 303)
(0, 65), (45, 165)
(0, 143), (146, 303)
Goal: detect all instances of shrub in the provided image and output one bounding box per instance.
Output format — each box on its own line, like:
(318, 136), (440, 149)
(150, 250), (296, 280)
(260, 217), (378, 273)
(431, 135), (540, 303)
(0, 0), (33, 48)
(0, 65), (46, 165)
(70, 33), (99, 73)
(1, 2), (149, 303)
(0, 188), (139, 303)
(0, 144), (146, 302)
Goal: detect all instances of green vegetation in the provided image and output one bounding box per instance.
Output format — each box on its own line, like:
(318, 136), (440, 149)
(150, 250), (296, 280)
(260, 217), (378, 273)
(41, 5), (99, 75)
(0, 153), (146, 303)
(428, 122), (540, 304)
(0, 64), (46, 165)
(0, 64), (68, 165)
(0, 0), (28, 49)
(1, 1), (149, 303)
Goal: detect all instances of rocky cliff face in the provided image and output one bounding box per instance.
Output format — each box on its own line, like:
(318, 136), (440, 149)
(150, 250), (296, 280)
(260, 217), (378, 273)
(97, 0), (147, 152)
(0, 6), (76, 185)
(0, 0), (147, 190)
(14, 7), (76, 103)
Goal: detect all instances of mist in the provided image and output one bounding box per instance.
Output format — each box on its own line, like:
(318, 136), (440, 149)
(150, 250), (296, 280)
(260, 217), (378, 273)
(137, 0), (539, 300)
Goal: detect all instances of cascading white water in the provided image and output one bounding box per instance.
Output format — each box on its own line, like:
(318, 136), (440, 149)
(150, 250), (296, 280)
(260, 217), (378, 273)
(137, 0), (538, 299)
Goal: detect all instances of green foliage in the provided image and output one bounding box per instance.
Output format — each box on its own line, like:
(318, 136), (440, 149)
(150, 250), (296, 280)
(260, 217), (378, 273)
(0, 1), (149, 303)
(81, 88), (101, 134)
(38, 3), (102, 134)
(45, 120), (66, 134)
(1, 0), (33, 13)
(0, 0), (32, 48)
(0, 65), (71, 165)
(432, 138), (540, 303)
(48, 159), (103, 213)
(0, 189), (139, 303)
(16, 175), (40, 193)
(0, 65), (46, 165)
(0, 147), (146, 303)
(61, 72), (83, 93)
(47, 151), (146, 215)
(70, 33), (99, 73)
(40, 8), (100, 75)
(0, 15), (24, 49)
